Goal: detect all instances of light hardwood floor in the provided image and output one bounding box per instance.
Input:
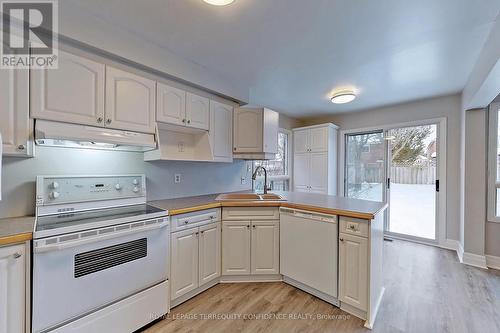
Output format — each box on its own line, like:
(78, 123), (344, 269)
(142, 240), (500, 333)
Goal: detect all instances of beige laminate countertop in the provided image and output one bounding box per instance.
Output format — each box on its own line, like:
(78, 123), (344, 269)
(0, 216), (35, 246)
(150, 191), (388, 220)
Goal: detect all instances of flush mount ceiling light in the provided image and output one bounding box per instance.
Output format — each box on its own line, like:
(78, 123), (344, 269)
(203, 0), (235, 5)
(330, 90), (356, 104)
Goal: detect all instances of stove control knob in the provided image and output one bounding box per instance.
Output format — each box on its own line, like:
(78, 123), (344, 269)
(132, 186), (140, 193)
(50, 181), (59, 189)
(115, 184), (122, 191)
(50, 191), (60, 200)
(132, 179), (139, 185)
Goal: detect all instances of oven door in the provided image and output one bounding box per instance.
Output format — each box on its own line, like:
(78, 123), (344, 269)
(32, 218), (169, 333)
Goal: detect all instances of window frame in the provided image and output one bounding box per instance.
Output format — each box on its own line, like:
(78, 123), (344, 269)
(487, 102), (500, 223)
(252, 128), (292, 191)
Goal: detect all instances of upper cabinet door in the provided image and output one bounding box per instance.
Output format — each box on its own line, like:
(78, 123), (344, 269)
(233, 108), (263, 153)
(105, 66), (156, 134)
(0, 68), (31, 156)
(156, 82), (186, 126)
(31, 51), (105, 127)
(309, 127), (328, 152)
(294, 129), (310, 153)
(210, 101), (233, 162)
(186, 93), (210, 130)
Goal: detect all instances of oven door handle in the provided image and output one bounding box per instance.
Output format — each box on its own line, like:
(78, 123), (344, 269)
(34, 220), (169, 253)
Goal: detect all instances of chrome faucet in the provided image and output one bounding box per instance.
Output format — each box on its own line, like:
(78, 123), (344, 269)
(252, 166), (270, 194)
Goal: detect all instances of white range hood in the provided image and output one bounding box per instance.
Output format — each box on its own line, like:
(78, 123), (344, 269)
(35, 120), (156, 152)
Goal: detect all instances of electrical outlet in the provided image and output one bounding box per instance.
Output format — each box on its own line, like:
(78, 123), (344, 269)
(174, 174), (181, 183)
(241, 177), (246, 185)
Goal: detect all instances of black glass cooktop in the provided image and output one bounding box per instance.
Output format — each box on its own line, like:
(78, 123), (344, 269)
(36, 204), (165, 232)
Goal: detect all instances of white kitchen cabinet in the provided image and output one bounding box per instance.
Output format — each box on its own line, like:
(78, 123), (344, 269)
(293, 123), (338, 195)
(222, 208), (280, 279)
(309, 152), (328, 193)
(251, 221), (279, 275)
(170, 209), (221, 305)
(210, 101), (233, 162)
(339, 232), (368, 311)
(105, 66), (156, 134)
(199, 223), (221, 285)
(222, 221), (251, 275)
(293, 129), (309, 154)
(309, 126), (329, 152)
(156, 82), (186, 126)
(233, 107), (279, 159)
(0, 244), (26, 333)
(186, 93), (210, 130)
(31, 50), (105, 127)
(0, 67), (32, 156)
(171, 228), (199, 299)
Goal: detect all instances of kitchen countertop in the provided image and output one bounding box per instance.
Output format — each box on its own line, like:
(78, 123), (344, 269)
(150, 191), (388, 220)
(0, 216), (35, 246)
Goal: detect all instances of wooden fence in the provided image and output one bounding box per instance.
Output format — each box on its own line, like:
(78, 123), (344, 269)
(390, 163), (436, 184)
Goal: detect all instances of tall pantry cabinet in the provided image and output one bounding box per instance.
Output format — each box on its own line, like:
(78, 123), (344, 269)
(293, 123), (338, 195)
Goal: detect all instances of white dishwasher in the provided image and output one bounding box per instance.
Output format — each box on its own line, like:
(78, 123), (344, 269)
(280, 208), (338, 303)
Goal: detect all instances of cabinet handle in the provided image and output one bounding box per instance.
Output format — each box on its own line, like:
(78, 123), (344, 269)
(184, 220), (189, 224)
(201, 231), (205, 234)
(187, 120), (191, 124)
(13, 253), (22, 259)
(209, 216), (215, 219)
(252, 225), (256, 229)
(182, 119), (186, 123)
(233, 147), (237, 151)
(195, 232), (199, 236)
(97, 117), (103, 123)
(106, 119), (112, 124)
(339, 238), (344, 242)
(246, 225), (250, 229)
(17, 144), (25, 150)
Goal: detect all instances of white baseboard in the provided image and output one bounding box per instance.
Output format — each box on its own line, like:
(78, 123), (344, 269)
(462, 252), (488, 269)
(440, 239), (459, 251)
(486, 255), (500, 270)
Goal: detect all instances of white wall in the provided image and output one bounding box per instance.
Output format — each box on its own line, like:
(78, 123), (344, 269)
(0, 147), (252, 218)
(302, 94), (462, 241)
(463, 109), (487, 255)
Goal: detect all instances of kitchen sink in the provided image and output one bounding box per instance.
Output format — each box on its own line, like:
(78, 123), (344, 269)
(216, 193), (285, 201)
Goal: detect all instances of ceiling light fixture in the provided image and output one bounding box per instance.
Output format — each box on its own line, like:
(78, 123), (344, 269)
(330, 90), (356, 104)
(203, 0), (235, 6)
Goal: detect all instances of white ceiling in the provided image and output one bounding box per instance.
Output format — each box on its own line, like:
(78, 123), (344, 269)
(64, 0), (500, 117)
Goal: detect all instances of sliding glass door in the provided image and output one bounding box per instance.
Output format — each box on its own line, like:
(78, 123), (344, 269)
(386, 124), (438, 240)
(344, 131), (386, 202)
(344, 123), (441, 243)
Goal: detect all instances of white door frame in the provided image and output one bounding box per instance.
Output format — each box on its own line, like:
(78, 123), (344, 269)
(339, 117), (447, 247)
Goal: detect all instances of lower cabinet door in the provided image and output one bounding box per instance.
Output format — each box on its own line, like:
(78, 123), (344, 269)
(222, 221), (251, 275)
(0, 244), (26, 333)
(171, 228), (199, 299)
(199, 223), (221, 285)
(251, 221), (279, 275)
(339, 232), (368, 311)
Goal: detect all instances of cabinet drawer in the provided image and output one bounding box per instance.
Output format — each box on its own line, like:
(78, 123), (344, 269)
(171, 208), (220, 232)
(222, 207), (279, 220)
(339, 217), (369, 238)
